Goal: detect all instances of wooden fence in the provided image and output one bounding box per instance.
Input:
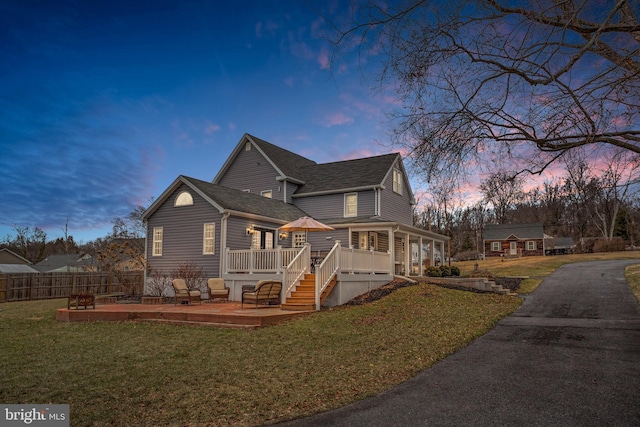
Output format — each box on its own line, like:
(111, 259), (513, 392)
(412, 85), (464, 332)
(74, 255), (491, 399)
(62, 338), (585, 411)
(0, 271), (144, 303)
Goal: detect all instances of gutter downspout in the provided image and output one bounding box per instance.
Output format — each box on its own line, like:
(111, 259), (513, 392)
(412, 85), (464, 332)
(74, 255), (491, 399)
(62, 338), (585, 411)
(143, 220), (148, 294)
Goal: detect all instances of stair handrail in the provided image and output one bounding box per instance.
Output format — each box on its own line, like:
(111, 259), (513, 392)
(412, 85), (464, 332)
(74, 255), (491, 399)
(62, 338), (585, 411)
(315, 240), (341, 310)
(283, 243), (310, 300)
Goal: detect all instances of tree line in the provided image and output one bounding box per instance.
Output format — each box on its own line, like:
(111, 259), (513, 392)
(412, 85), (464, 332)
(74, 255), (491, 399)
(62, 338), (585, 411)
(1, 206), (147, 268)
(415, 162), (639, 258)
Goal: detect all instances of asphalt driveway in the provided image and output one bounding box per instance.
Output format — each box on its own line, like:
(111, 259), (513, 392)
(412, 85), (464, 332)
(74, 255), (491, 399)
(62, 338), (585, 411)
(279, 259), (640, 427)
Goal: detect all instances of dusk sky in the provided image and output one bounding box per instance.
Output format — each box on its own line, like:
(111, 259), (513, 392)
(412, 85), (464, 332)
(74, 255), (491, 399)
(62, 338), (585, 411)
(1, 0), (411, 243)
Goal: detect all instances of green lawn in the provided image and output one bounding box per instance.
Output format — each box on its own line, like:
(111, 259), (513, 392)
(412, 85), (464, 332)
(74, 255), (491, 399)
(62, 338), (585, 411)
(1, 251), (638, 426)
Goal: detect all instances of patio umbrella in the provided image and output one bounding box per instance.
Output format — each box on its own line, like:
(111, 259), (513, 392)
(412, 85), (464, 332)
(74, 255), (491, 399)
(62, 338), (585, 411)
(280, 216), (334, 241)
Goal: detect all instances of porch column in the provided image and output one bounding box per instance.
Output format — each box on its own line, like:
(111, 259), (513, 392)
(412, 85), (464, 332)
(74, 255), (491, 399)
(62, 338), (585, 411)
(418, 237), (424, 276)
(388, 227), (395, 274)
(430, 240), (435, 267)
(404, 235), (411, 276)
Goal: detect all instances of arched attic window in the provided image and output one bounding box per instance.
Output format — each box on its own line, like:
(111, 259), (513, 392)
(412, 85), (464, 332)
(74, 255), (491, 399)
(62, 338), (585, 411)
(175, 191), (194, 207)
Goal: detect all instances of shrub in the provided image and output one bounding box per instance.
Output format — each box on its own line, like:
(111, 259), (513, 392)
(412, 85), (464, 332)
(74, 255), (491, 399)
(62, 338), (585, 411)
(146, 269), (172, 296)
(426, 266), (442, 277)
(171, 262), (205, 291)
(439, 265), (452, 277)
(450, 266), (461, 276)
(593, 237), (627, 253)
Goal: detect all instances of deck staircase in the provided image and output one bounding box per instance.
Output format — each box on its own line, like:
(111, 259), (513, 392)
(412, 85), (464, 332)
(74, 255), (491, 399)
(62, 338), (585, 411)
(281, 274), (337, 311)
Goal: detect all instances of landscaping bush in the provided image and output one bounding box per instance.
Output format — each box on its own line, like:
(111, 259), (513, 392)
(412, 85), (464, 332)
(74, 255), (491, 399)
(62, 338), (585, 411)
(450, 266), (461, 276)
(426, 266), (442, 277)
(439, 265), (452, 277)
(146, 270), (172, 296)
(171, 262), (205, 291)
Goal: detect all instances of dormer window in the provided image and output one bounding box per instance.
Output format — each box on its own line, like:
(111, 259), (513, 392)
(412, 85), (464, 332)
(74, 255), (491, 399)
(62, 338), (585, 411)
(175, 191), (193, 207)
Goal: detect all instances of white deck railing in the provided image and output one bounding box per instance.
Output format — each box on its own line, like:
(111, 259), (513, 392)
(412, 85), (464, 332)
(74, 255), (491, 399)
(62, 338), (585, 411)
(315, 241), (341, 309)
(284, 244), (311, 298)
(226, 243), (392, 310)
(339, 246), (392, 274)
(225, 247), (300, 273)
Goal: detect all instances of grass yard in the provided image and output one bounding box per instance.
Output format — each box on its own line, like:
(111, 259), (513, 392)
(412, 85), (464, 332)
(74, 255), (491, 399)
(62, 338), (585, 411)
(625, 262), (640, 302)
(0, 251), (638, 426)
(453, 251), (640, 294)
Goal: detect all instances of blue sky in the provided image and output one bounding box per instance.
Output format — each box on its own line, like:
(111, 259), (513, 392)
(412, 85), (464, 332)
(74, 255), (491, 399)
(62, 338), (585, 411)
(1, 0), (404, 243)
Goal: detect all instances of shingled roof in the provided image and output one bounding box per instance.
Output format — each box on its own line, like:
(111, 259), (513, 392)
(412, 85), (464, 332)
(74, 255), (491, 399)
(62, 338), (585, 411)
(484, 223), (544, 240)
(248, 134), (317, 182)
(182, 176), (308, 221)
(294, 153), (400, 196)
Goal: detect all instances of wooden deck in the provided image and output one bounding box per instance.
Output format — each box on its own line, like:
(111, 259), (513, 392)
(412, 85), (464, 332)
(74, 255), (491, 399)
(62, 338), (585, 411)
(56, 301), (314, 328)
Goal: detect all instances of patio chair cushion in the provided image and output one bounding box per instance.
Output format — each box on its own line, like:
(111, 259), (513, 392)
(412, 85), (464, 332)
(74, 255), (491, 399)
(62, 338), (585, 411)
(172, 279), (201, 304)
(207, 278), (230, 301)
(241, 280), (282, 308)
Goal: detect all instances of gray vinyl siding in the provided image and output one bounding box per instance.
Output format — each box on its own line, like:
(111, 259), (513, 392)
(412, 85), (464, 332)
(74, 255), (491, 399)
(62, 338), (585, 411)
(380, 168), (413, 224)
(293, 190), (376, 219)
(217, 144), (285, 201)
(146, 184), (221, 279)
(225, 217), (282, 250)
(284, 181), (300, 204)
(306, 229), (349, 253)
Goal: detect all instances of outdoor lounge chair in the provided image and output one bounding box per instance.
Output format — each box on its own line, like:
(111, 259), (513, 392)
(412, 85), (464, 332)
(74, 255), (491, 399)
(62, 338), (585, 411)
(241, 280), (282, 308)
(172, 279), (201, 305)
(206, 278), (230, 302)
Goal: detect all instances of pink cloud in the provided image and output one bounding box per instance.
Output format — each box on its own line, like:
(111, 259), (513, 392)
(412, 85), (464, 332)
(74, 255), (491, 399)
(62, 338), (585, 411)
(318, 50), (329, 69)
(323, 112), (354, 127)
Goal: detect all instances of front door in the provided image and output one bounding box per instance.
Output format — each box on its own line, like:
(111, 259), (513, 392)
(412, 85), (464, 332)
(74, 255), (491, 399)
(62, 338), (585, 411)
(509, 241), (518, 255)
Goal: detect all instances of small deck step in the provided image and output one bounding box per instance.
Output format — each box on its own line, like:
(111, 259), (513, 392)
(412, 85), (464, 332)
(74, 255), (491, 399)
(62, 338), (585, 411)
(281, 303), (316, 311)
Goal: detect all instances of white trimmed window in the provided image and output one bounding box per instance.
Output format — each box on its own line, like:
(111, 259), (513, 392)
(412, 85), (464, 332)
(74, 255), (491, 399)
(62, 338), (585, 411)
(393, 169), (403, 195)
(292, 232), (306, 248)
(526, 240), (536, 251)
(261, 190), (272, 198)
(152, 227), (163, 256)
(491, 241), (501, 252)
(175, 191), (193, 206)
(359, 232), (378, 250)
(245, 142), (251, 151)
(344, 193), (357, 217)
(203, 223), (215, 255)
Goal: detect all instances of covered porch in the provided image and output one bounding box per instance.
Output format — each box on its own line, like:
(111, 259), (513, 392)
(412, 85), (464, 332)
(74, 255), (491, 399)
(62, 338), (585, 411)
(220, 223), (449, 309)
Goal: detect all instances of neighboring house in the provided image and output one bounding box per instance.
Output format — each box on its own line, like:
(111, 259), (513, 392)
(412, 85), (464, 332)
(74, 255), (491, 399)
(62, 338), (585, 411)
(544, 236), (576, 255)
(483, 223), (545, 258)
(0, 248), (32, 265)
(143, 133), (450, 308)
(33, 254), (94, 273)
(0, 264), (39, 273)
(0, 249), (39, 273)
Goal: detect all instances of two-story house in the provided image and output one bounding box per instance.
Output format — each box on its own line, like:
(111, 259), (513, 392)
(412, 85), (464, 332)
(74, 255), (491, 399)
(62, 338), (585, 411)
(143, 134), (449, 309)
